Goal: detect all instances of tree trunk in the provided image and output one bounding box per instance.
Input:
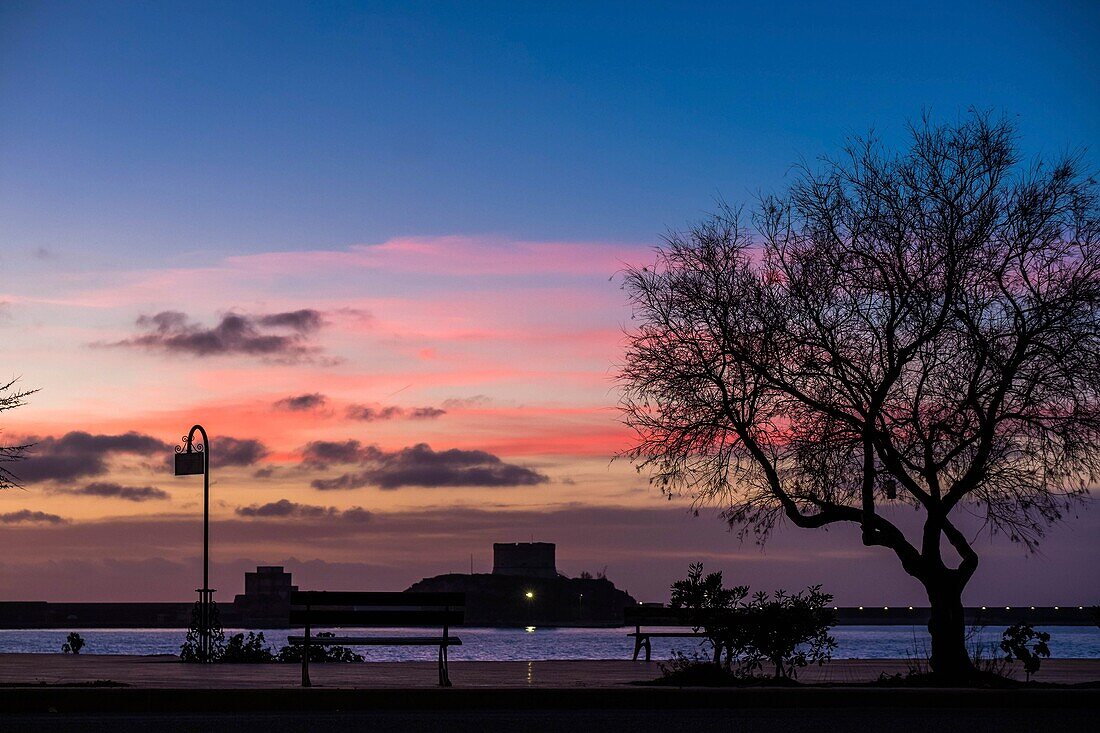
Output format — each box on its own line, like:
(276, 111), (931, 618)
(925, 577), (976, 681)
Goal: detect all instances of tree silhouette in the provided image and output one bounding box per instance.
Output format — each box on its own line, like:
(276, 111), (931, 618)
(0, 379), (36, 490)
(620, 112), (1100, 682)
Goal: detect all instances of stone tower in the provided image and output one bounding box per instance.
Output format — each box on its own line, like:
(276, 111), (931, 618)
(491, 542), (558, 578)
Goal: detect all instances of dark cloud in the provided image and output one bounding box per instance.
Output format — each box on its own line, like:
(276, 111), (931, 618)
(55, 482), (169, 502)
(345, 404), (446, 421)
(255, 309), (324, 332)
(310, 443), (549, 490)
(345, 405), (401, 421)
(18, 431), (170, 483)
(441, 395), (492, 409)
(213, 437), (269, 467)
(17, 431), (266, 484)
(274, 393), (328, 412)
(408, 407), (447, 419)
(301, 439), (375, 468)
(107, 309), (325, 361)
(0, 510), (66, 524)
(235, 499), (371, 523)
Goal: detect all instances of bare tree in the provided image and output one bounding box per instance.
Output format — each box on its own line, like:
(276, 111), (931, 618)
(0, 379), (36, 490)
(620, 113), (1100, 681)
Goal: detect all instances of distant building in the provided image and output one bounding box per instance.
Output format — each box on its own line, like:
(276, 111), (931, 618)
(243, 566), (296, 598)
(492, 542), (558, 579)
(232, 565), (297, 627)
(410, 542), (635, 625)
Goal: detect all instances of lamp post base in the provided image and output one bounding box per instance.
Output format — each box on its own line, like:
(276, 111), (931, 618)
(195, 587), (217, 662)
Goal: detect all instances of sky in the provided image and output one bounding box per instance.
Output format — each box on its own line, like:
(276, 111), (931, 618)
(1, 1), (1098, 605)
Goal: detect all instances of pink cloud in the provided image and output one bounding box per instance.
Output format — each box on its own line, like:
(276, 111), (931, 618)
(226, 236), (651, 278)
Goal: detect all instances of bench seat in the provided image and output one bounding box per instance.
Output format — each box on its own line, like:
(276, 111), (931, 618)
(624, 606), (736, 662)
(291, 590), (464, 687)
(288, 635), (462, 646)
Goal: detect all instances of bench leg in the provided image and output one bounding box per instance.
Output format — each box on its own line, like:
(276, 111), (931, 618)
(438, 644), (452, 687)
(644, 636), (652, 662)
(632, 635), (643, 661)
(301, 623), (311, 688)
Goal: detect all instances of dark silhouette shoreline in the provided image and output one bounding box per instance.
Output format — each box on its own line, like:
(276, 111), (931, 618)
(0, 600), (1092, 629)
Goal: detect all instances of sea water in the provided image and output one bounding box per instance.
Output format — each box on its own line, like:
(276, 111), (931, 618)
(1, 625), (1098, 660)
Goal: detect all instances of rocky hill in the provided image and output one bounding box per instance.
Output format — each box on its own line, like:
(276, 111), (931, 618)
(406, 573), (636, 627)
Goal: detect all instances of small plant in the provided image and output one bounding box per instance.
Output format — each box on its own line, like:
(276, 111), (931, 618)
(276, 635), (363, 663)
(666, 564), (837, 680)
(669, 562), (748, 668)
(276, 642), (364, 663)
(657, 649), (741, 686)
(741, 586), (837, 679)
(61, 632), (85, 654)
(1000, 624), (1050, 682)
(221, 632), (276, 663)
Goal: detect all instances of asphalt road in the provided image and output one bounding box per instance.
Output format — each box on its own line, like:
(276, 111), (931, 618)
(4, 707), (1097, 733)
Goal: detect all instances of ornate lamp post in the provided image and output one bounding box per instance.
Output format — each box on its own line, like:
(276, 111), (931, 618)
(174, 424), (213, 661)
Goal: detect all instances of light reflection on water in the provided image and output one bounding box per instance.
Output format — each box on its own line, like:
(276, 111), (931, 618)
(0, 625), (1097, 660)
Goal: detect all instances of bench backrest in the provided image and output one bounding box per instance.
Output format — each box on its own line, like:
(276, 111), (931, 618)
(290, 591), (464, 627)
(624, 604), (731, 626)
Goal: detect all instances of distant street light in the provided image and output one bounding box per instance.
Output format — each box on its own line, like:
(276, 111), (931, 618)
(174, 424), (214, 662)
(525, 591), (535, 600)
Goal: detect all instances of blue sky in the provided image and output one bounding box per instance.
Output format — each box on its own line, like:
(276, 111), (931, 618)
(3, 1), (1097, 266)
(1, 1), (1099, 602)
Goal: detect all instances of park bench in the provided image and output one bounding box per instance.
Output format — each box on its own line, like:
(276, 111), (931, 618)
(288, 590), (464, 687)
(624, 604), (727, 662)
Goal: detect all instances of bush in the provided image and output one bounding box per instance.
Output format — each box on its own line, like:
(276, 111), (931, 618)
(221, 632), (276, 663)
(657, 650), (742, 686)
(740, 587), (837, 679)
(276, 635), (364, 663)
(1000, 624), (1051, 682)
(61, 632), (85, 654)
(666, 563), (836, 680)
(669, 562), (748, 666)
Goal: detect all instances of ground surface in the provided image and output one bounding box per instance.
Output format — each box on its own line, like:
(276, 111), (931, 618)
(1, 656), (1096, 732)
(3, 707), (1097, 733)
(1, 654), (1098, 687)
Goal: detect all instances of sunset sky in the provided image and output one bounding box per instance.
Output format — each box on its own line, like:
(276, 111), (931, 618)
(2, 1), (1098, 604)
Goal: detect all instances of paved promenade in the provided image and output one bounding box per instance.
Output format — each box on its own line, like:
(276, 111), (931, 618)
(2, 655), (1096, 733)
(0, 653), (1098, 687)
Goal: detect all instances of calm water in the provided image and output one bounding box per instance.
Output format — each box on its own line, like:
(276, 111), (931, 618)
(2, 625), (1098, 660)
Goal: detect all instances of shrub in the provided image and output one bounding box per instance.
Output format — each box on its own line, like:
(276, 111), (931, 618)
(669, 562), (748, 667)
(1000, 624), (1050, 682)
(666, 564), (837, 679)
(740, 586), (837, 679)
(276, 633), (363, 663)
(276, 640), (364, 663)
(657, 650), (742, 686)
(221, 632), (276, 663)
(61, 632), (85, 654)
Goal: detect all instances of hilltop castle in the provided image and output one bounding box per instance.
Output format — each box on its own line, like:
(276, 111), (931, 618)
(407, 542), (636, 626)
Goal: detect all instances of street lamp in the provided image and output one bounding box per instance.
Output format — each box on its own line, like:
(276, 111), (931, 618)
(174, 424), (213, 661)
